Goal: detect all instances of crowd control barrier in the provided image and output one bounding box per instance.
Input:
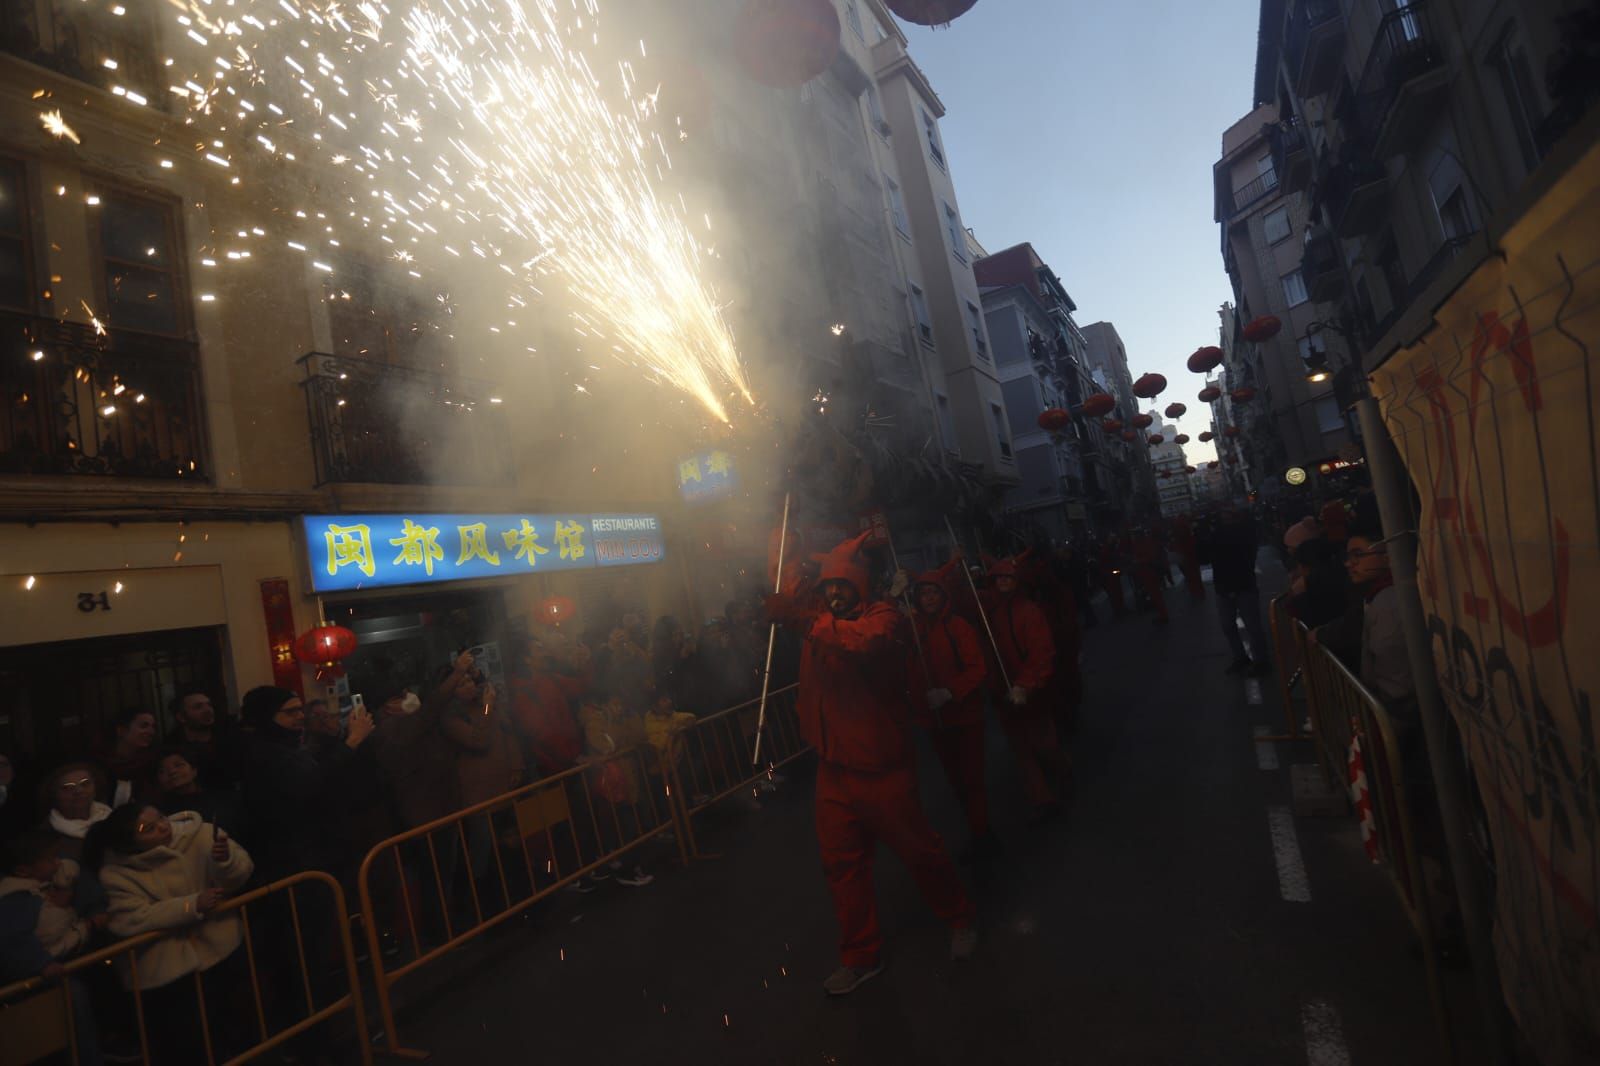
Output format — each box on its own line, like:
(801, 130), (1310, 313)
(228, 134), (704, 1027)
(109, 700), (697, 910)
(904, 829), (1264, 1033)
(1298, 635), (1453, 1062)
(1260, 595), (1311, 742)
(661, 685), (808, 857)
(356, 741), (684, 1057)
(0, 871), (370, 1066)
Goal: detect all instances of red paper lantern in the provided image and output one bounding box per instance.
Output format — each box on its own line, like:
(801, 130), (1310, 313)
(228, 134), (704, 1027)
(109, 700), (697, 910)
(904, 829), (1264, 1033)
(1208, 461), (1220, 469)
(1198, 386), (1221, 403)
(293, 625), (358, 681)
(1101, 418), (1123, 433)
(1132, 372), (1167, 398)
(1199, 430), (1214, 442)
(1165, 402), (1187, 419)
(734, 0), (841, 88)
(1185, 465), (1197, 474)
(1121, 430), (1137, 442)
(1224, 425), (1241, 438)
(1157, 470), (1169, 480)
(538, 595), (577, 624)
(1037, 407), (1070, 432)
(1187, 346), (1223, 373)
(1081, 393), (1116, 417)
(883, 0), (979, 25)
(1147, 433), (1164, 445)
(1241, 315), (1282, 343)
(1174, 433), (1190, 444)
(1231, 387), (1257, 404)
(1132, 412), (1154, 429)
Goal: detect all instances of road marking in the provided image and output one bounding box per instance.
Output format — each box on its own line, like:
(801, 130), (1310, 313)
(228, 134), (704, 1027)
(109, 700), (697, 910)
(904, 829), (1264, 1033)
(1301, 999), (1351, 1066)
(1253, 725), (1279, 770)
(1269, 805), (1312, 902)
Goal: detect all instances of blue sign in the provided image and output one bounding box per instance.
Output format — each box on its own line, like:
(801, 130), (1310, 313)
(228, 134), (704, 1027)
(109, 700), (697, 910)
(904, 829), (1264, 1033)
(676, 450), (738, 503)
(302, 512), (666, 593)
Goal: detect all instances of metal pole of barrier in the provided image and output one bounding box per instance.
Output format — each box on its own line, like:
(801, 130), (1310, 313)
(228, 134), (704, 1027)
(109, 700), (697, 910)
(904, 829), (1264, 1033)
(1256, 595), (1309, 742)
(1357, 395), (1510, 1063)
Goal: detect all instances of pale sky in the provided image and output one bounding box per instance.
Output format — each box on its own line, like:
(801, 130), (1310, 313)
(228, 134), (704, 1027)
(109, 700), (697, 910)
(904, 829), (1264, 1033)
(898, 0), (1262, 459)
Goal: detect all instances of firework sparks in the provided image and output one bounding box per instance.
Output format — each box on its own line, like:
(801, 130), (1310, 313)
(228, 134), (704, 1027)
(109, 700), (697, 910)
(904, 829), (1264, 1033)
(40, 110), (80, 144)
(158, 0), (752, 422)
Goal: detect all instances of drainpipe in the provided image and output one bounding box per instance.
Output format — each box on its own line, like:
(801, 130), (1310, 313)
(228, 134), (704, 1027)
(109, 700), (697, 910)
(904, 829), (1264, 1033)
(1355, 395), (1513, 1065)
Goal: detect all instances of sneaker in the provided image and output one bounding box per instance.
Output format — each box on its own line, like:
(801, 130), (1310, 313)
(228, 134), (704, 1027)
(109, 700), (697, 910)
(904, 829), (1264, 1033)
(1224, 657), (1251, 676)
(822, 961), (884, 996)
(616, 867), (654, 887)
(949, 926), (979, 962)
(565, 877), (597, 894)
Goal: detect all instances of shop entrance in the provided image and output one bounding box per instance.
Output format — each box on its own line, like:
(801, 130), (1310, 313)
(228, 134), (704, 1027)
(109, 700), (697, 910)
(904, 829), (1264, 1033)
(327, 588), (510, 706)
(0, 626), (227, 763)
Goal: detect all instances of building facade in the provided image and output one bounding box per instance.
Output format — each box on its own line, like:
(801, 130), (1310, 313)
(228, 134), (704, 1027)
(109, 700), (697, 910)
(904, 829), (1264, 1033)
(1080, 321), (1159, 528)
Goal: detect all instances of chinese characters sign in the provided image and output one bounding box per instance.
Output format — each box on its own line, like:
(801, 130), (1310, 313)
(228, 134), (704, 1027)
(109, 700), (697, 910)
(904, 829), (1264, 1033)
(302, 513), (666, 593)
(676, 450), (738, 503)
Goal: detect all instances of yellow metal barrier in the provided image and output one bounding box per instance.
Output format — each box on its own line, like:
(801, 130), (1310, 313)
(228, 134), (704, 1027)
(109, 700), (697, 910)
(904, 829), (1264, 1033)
(0, 870), (371, 1066)
(662, 685), (808, 858)
(1299, 639), (1453, 1062)
(1259, 595), (1311, 743)
(356, 741), (684, 1058)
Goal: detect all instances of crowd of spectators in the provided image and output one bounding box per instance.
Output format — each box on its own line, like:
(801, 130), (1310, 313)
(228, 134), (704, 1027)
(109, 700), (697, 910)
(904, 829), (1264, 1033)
(0, 592), (778, 1062)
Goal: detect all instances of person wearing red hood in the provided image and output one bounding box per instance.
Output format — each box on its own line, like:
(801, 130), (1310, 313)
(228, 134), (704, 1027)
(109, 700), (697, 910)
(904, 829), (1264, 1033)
(1172, 516), (1206, 601)
(906, 558), (992, 858)
(1130, 528), (1170, 625)
(982, 555), (1067, 818)
(766, 531), (976, 996)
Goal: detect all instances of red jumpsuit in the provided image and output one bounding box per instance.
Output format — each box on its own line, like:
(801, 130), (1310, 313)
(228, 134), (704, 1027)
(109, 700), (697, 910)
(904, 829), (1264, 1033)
(509, 667), (590, 775)
(1173, 518), (1205, 600)
(983, 561), (1064, 810)
(1019, 554), (1083, 736)
(768, 535), (973, 969)
(1131, 532), (1169, 623)
(907, 569), (990, 840)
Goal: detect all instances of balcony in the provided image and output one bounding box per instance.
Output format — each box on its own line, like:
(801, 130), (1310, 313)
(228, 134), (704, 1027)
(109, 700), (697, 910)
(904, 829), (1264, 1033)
(0, 310), (206, 479)
(1356, 3), (1449, 158)
(1228, 170), (1281, 217)
(1268, 119), (1313, 195)
(1, 7), (173, 113)
(1317, 149), (1388, 237)
(1364, 234), (1474, 345)
(1286, 0), (1347, 98)
(1302, 229), (1345, 303)
(298, 352), (511, 487)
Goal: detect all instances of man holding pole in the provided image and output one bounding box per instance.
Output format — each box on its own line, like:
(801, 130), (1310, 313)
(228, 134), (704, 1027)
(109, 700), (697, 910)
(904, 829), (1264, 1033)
(765, 530), (977, 996)
(982, 555), (1068, 820)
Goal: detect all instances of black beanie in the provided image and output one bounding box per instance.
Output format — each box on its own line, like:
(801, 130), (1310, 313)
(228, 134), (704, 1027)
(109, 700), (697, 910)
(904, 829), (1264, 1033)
(241, 686), (298, 729)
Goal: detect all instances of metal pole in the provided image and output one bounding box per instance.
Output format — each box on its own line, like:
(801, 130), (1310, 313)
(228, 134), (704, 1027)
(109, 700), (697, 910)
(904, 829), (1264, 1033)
(751, 492), (792, 767)
(943, 515), (1011, 691)
(1356, 396), (1511, 1064)
(887, 529), (938, 725)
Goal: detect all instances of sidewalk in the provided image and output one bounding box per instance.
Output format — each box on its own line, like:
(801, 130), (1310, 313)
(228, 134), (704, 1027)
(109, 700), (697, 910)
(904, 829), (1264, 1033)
(394, 565), (1486, 1065)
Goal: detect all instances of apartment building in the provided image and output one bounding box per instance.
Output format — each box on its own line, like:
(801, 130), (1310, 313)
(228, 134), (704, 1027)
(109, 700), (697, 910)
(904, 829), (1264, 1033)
(1079, 321), (1159, 528)
(1147, 417), (1195, 517)
(973, 242), (1103, 542)
(1214, 104), (1354, 497)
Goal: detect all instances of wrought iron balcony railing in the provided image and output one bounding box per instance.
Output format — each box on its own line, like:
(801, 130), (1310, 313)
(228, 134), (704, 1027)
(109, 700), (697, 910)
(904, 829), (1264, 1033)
(1229, 170), (1281, 216)
(1285, 0), (1346, 97)
(1268, 119), (1312, 194)
(297, 351), (511, 487)
(0, 310), (207, 479)
(1355, 2), (1446, 152)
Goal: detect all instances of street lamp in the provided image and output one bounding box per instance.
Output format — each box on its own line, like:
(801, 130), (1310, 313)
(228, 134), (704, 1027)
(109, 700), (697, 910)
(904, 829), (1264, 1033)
(1301, 319), (1354, 384)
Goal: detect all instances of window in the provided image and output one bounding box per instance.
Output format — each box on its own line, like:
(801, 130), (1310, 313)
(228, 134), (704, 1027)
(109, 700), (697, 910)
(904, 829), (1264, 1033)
(967, 302), (987, 358)
(1281, 269), (1309, 307)
(1314, 395), (1344, 435)
(1436, 187), (1476, 241)
(0, 158), (32, 311)
(923, 110), (945, 169)
(866, 84), (888, 133)
(1257, 153), (1276, 179)
(991, 402), (1012, 460)
(909, 283), (933, 344)
(1492, 26), (1542, 173)
(1298, 334), (1327, 361)
(1263, 206), (1291, 245)
(945, 203), (965, 261)
(326, 257), (439, 366)
(844, 1), (864, 41)
(96, 189), (184, 335)
(936, 393), (957, 452)
(886, 178), (909, 235)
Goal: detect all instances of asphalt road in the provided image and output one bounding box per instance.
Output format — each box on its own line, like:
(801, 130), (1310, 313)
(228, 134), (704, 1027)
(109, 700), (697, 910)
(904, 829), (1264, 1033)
(387, 563), (1485, 1066)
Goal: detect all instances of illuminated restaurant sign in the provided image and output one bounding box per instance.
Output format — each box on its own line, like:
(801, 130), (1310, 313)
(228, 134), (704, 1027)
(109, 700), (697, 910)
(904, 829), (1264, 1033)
(676, 449), (738, 503)
(302, 513), (666, 593)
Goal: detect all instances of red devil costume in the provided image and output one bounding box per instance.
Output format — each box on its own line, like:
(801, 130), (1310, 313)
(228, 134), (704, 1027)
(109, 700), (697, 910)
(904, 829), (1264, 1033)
(1172, 516), (1205, 601)
(767, 532), (975, 988)
(1018, 550), (1083, 736)
(1130, 529), (1170, 624)
(907, 558), (991, 844)
(982, 555), (1067, 813)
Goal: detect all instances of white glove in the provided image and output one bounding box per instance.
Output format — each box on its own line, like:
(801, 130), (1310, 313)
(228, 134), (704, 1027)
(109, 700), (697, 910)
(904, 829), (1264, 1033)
(926, 688), (953, 710)
(1008, 685), (1029, 707)
(888, 568), (911, 599)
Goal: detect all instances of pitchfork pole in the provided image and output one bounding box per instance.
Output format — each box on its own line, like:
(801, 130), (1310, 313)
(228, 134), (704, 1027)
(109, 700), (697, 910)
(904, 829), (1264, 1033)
(751, 492), (791, 767)
(943, 515), (1011, 692)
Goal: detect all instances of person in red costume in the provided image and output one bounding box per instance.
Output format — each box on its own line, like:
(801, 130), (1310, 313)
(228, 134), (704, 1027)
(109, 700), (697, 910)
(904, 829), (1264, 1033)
(507, 637), (592, 777)
(905, 558), (993, 860)
(1171, 516), (1206, 601)
(982, 555), (1069, 819)
(766, 531), (977, 996)
(1130, 528), (1170, 625)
